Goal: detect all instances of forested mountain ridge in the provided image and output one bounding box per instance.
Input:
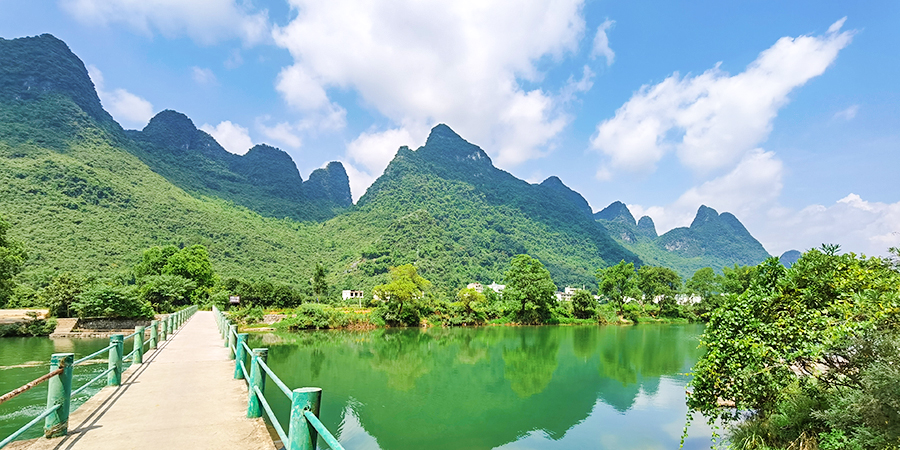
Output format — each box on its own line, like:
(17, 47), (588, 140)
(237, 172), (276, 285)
(0, 33), (775, 302)
(126, 110), (351, 221)
(347, 123), (640, 291)
(595, 202), (771, 277)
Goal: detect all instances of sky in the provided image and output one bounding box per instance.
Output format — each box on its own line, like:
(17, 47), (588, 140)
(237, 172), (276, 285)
(2, 0), (899, 258)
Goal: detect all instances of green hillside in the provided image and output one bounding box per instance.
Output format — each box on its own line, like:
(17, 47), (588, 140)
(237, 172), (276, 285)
(595, 202), (771, 277)
(125, 110), (351, 222)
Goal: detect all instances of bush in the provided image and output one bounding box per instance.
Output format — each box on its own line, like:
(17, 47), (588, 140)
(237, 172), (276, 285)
(279, 304), (349, 330)
(229, 305), (264, 324)
(72, 284), (153, 319)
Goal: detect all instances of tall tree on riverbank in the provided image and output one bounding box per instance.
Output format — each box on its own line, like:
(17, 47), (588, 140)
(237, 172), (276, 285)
(373, 264), (432, 326)
(313, 263), (327, 303)
(0, 215), (26, 307)
(596, 260), (637, 314)
(503, 255), (556, 324)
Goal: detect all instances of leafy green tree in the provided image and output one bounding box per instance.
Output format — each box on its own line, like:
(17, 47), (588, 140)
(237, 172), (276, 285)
(596, 260), (637, 314)
(719, 263), (756, 294)
(162, 244), (215, 289)
(503, 254), (556, 324)
(0, 215), (27, 307)
(453, 287), (487, 324)
(39, 273), (83, 318)
(571, 289), (597, 319)
(72, 284), (154, 319)
(636, 266), (682, 317)
(372, 264), (432, 326)
(312, 262), (327, 303)
(139, 274), (196, 312)
(686, 247), (900, 449)
(134, 245), (179, 278)
(685, 267), (721, 316)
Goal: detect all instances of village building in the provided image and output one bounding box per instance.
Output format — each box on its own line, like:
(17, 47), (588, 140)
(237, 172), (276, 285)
(341, 290), (364, 300)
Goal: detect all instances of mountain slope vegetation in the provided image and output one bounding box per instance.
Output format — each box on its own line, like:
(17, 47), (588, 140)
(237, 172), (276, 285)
(595, 202), (771, 277)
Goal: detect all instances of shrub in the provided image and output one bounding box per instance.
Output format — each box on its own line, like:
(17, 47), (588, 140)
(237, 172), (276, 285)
(72, 284), (153, 319)
(279, 304), (349, 330)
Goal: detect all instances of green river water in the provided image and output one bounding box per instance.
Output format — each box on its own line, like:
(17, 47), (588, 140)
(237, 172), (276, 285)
(250, 324), (715, 450)
(1, 324), (715, 448)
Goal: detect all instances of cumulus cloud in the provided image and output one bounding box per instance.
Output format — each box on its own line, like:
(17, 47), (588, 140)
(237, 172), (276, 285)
(200, 121), (254, 155)
(257, 121), (302, 149)
(591, 18), (853, 174)
(191, 67), (217, 85)
(87, 65), (154, 128)
(344, 127), (425, 201)
(591, 19), (615, 65)
(272, 0), (588, 193)
(760, 194), (900, 257)
(60, 0), (269, 45)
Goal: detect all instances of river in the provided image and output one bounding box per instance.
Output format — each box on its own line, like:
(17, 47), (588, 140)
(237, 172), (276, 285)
(250, 323), (715, 449)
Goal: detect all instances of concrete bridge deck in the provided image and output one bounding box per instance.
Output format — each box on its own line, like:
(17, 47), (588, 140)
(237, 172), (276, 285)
(15, 311), (275, 450)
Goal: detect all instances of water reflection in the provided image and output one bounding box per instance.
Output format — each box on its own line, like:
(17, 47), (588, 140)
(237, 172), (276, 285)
(251, 324), (707, 450)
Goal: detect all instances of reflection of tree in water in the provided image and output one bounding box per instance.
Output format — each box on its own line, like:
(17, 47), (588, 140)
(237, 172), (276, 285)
(594, 325), (703, 412)
(572, 326), (598, 361)
(455, 333), (489, 365)
(502, 328), (560, 398)
(309, 348), (325, 379)
(366, 329), (435, 391)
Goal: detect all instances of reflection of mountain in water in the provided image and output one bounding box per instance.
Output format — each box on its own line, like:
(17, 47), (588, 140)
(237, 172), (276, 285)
(252, 324), (703, 450)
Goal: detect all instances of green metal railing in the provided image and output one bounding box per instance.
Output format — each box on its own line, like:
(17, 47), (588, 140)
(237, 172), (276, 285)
(212, 306), (346, 450)
(0, 305), (198, 448)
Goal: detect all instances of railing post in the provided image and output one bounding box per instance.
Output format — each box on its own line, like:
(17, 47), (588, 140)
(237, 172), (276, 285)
(234, 333), (248, 379)
(133, 326), (145, 364)
(168, 315), (174, 336)
(228, 325), (237, 359)
(287, 387), (322, 450)
(43, 353), (73, 438)
(222, 319), (230, 345)
(247, 348), (268, 418)
(108, 334), (124, 386)
(150, 320), (158, 350)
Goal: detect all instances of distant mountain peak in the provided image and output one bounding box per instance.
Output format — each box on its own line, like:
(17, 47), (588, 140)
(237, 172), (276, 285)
(0, 33), (113, 126)
(540, 176), (592, 217)
(690, 205), (719, 228)
(637, 216), (657, 237)
(594, 201), (636, 226)
(418, 123), (492, 168)
(304, 161), (352, 207)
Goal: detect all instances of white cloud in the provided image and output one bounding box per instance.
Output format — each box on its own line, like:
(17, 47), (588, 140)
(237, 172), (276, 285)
(257, 121), (302, 149)
(60, 0), (269, 45)
(191, 67), (217, 85)
(833, 105), (859, 121)
(87, 65), (154, 128)
(591, 19), (615, 65)
(343, 126), (426, 201)
(761, 194), (900, 257)
(200, 121), (254, 155)
(591, 18), (853, 174)
(272, 0), (588, 192)
(629, 149), (784, 235)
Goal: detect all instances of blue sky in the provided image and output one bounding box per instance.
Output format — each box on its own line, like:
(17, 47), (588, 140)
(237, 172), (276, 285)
(2, 0), (898, 257)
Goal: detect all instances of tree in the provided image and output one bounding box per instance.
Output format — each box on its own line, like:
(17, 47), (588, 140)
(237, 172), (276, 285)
(134, 245), (179, 278)
(72, 284), (154, 319)
(312, 263), (327, 303)
(685, 267), (721, 316)
(0, 215), (27, 307)
(138, 275), (196, 312)
(162, 245), (215, 289)
(39, 273), (83, 318)
(636, 266), (682, 317)
(571, 289), (597, 319)
(503, 254), (556, 324)
(596, 260), (637, 314)
(685, 247), (900, 449)
(454, 287), (487, 324)
(372, 264), (432, 326)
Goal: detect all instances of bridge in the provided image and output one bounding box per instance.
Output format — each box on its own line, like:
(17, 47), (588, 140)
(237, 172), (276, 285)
(1, 307), (345, 450)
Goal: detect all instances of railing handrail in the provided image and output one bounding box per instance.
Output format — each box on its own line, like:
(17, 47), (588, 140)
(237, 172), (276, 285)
(0, 305), (198, 449)
(213, 305), (347, 450)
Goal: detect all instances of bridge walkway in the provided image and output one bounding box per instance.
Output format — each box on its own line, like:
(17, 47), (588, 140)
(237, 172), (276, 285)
(15, 311), (275, 450)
